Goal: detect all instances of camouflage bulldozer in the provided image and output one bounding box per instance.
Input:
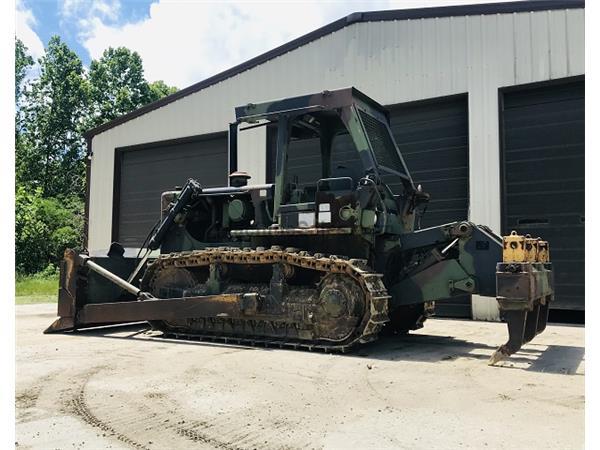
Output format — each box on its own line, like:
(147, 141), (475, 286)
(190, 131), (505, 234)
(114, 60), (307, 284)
(46, 87), (554, 364)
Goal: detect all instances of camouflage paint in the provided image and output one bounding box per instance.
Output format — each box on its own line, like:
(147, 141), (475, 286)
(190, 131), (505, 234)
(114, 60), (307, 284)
(47, 87), (555, 363)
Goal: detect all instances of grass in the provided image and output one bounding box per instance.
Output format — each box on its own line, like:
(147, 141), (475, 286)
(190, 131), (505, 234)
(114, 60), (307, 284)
(15, 274), (59, 304)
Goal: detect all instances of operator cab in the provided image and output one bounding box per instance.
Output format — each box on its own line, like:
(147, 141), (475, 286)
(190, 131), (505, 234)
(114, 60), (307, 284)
(282, 110), (362, 203)
(231, 87), (421, 232)
(276, 109), (363, 228)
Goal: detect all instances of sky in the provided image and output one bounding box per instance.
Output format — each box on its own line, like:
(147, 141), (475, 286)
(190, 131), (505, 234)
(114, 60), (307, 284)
(16, 0), (521, 89)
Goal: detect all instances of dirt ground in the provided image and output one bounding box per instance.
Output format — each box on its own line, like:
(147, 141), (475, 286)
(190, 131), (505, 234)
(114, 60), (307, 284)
(16, 303), (584, 450)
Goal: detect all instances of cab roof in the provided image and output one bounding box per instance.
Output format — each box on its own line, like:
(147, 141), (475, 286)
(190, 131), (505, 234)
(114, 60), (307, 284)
(234, 87), (389, 123)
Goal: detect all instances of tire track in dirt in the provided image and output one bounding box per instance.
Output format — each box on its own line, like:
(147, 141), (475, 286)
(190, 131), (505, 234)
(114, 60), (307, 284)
(59, 354), (272, 450)
(76, 383), (269, 450)
(69, 384), (150, 450)
(138, 379), (297, 449)
(23, 343), (315, 449)
(64, 367), (151, 450)
(16, 388), (40, 411)
(135, 348), (315, 450)
(16, 371), (62, 422)
(15, 387), (40, 423)
(168, 419), (239, 449)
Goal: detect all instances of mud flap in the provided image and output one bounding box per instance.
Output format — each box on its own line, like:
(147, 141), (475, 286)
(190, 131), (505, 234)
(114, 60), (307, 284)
(490, 262), (553, 365)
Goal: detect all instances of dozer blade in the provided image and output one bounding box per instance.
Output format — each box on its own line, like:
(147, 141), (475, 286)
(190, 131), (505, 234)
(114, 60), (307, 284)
(490, 261), (553, 365)
(46, 293), (261, 333)
(44, 248), (262, 333)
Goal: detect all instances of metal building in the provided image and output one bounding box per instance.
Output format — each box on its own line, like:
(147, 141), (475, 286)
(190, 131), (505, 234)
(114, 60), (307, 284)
(83, 0), (585, 321)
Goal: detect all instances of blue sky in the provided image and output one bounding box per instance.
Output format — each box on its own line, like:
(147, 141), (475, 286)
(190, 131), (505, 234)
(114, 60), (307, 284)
(16, 0), (519, 89)
(19, 0), (155, 66)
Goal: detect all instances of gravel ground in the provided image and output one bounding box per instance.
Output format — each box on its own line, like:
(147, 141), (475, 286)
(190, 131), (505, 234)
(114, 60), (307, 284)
(16, 303), (584, 450)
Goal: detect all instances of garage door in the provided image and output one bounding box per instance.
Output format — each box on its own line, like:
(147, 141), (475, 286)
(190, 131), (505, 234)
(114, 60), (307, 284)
(500, 78), (584, 313)
(389, 95), (470, 318)
(388, 95), (469, 228)
(114, 133), (228, 247)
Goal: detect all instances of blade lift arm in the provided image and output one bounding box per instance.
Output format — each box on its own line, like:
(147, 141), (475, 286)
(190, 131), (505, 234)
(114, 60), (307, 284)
(147, 178), (203, 251)
(126, 178), (203, 283)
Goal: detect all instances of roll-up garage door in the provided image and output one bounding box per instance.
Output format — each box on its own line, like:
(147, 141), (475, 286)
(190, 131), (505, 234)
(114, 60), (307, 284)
(389, 95), (470, 317)
(114, 133), (228, 247)
(388, 95), (469, 228)
(500, 78), (584, 314)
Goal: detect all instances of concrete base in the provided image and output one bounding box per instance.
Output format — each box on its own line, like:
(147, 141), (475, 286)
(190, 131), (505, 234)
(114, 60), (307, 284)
(17, 303), (584, 450)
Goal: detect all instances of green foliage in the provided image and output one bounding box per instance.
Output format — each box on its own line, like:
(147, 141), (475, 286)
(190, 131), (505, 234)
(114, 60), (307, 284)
(15, 36), (178, 275)
(88, 47), (159, 129)
(15, 187), (84, 275)
(148, 80), (178, 102)
(15, 38), (33, 112)
(21, 36), (88, 197)
(15, 38), (34, 164)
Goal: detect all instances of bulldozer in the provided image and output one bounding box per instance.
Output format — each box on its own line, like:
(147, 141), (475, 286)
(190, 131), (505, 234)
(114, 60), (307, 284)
(46, 87), (554, 365)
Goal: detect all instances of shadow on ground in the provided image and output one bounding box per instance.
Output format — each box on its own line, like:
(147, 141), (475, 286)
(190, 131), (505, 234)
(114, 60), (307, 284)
(358, 333), (584, 375)
(68, 322), (584, 375)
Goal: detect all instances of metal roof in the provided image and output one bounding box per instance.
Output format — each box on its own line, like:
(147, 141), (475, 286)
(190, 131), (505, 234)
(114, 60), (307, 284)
(84, 0), (584, 139)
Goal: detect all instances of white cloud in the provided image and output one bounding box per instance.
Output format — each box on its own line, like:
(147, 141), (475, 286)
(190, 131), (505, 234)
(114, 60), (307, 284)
(76, 0), (522, 89)
(79, 1), (332, 88)
(15, 0), (44, 61)
(60, 0), (121, 22)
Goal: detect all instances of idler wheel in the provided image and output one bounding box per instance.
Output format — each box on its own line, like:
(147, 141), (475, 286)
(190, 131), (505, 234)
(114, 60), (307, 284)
(313, 274), (366, 341)
(319, 287), (348, 318)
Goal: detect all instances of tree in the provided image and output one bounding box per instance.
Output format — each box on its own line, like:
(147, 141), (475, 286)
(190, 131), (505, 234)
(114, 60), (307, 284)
(87, 47), (151, 129)
(15, 187), (83, 274)
(15, 38), (35, 187)
(21, 36), (88, 197)
(86, 48), (178, 129)
(15, 36), (178, 274)
(148, 80), (178, 102)
(15, 38), (33, 107)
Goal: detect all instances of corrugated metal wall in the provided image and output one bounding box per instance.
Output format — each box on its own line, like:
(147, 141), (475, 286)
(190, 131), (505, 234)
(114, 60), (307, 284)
(87, 7), (584, 319)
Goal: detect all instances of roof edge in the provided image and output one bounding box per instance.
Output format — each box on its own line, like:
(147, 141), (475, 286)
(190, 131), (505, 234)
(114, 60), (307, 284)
(85, 0), (584, 139)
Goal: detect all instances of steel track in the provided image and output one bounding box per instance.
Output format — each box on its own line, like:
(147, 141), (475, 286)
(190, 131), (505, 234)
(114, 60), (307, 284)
(142, 246), (390, 352)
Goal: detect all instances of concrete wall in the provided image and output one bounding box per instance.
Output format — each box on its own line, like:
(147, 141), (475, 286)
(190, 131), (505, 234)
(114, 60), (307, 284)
(87, 6), (584, 319)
